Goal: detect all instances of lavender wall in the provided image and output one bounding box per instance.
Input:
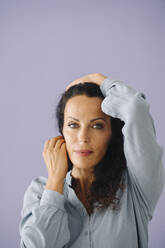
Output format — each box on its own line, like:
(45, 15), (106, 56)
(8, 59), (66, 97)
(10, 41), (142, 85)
(1, 0), (165, 247)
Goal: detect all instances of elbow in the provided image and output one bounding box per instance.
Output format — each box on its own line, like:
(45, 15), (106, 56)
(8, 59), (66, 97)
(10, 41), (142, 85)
(21, 226), (46, 248)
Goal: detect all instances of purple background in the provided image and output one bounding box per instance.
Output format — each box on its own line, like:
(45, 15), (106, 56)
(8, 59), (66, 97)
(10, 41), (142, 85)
(1, 0), (165, 247)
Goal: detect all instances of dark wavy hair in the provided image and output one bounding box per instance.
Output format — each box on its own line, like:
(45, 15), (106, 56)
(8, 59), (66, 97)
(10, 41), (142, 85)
(55, 82), (127, 215)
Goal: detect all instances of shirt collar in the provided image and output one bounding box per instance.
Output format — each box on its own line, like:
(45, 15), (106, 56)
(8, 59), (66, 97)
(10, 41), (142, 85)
(65, 169), (73, 188)
(65, 169), (89, 216)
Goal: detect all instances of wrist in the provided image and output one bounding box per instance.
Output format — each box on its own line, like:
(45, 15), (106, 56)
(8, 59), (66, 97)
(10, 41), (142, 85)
(46, 179), (64, 194)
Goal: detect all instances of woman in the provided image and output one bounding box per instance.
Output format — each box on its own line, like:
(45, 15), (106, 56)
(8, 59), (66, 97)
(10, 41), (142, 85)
(19, 73), (165, 248)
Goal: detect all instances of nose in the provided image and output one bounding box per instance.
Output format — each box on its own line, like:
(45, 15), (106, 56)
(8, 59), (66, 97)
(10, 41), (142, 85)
(78, 127), (90, 143)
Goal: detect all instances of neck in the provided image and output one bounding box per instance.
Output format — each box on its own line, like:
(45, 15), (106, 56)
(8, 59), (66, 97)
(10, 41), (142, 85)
(71, 167), (95, 196)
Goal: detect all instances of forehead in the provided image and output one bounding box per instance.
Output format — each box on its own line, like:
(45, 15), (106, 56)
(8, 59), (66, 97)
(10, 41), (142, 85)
(64, 95), (109, 120)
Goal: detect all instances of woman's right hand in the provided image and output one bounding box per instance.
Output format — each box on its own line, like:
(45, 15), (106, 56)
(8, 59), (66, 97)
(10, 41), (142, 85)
(42, 136), (68, 182)
(65, 73), (107, 91)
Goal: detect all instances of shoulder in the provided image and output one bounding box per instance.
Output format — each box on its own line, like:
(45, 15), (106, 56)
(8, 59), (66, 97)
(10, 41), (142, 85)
(22, 176), (48, 207)
(27, 175), (48, 192)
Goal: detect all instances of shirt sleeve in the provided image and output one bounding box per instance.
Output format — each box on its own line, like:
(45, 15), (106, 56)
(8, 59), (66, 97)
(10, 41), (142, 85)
(19, 176), (70, 248)
(100, 77), (165, 220)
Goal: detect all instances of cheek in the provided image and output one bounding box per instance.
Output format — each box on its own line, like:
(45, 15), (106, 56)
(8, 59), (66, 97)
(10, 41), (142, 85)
(63, 132), (73, 150)
(96, 132), (111, 150)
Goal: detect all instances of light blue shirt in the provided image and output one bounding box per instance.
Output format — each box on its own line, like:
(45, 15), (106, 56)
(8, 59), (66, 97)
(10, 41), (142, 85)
(19, 77), (165, 248)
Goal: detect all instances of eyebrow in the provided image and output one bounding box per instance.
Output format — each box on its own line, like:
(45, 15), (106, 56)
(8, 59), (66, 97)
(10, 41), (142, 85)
(67, 116), (106, 122)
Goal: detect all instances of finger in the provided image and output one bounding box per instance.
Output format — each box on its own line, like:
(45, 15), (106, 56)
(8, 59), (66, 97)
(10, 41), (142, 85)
(49, 136), (63, 150)
(66, 77), (86, 91)
(66, 81), (78, 91)
(61, 142), (67, 150)
(66, 73), (96, 91)
(43, 140), (50, 152)
(54, 138), (65, 150)
(61, 142), (67, 154)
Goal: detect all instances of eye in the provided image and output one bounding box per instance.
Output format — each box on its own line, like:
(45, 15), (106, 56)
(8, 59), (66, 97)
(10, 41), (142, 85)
(68, 122), (104, 129)
(93, 123), (104, 129)
(68, 123), (78, 128)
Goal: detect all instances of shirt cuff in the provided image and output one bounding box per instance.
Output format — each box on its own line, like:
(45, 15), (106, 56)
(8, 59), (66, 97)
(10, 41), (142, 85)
(100, 77), (122, 96)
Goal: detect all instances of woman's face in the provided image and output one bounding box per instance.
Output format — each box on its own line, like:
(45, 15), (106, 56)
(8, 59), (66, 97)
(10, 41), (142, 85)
(62, 95), (112, 170)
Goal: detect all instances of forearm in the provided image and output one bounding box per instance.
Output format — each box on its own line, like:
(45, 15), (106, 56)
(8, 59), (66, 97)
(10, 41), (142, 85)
(100, 77), (165, 217)
(20, 177), (70, 248)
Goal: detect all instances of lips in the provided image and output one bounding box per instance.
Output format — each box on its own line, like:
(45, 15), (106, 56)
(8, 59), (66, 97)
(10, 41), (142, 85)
(75, 150), (93, 153)
(75, 150), (93, 156)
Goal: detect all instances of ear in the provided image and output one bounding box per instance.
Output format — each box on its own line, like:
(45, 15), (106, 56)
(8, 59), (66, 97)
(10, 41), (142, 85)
(62, 133), (65, 140)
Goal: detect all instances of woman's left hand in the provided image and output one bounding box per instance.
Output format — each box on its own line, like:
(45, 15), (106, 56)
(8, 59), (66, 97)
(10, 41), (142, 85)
(65, 73), (108, 91)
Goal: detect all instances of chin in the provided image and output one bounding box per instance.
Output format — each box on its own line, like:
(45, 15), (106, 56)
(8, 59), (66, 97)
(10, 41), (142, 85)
(71, 159), (97, 169)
